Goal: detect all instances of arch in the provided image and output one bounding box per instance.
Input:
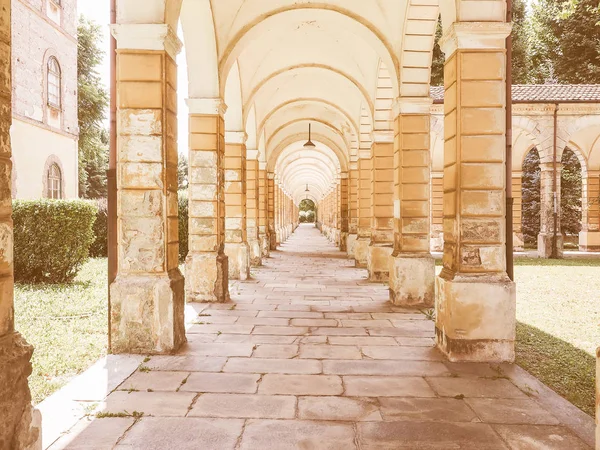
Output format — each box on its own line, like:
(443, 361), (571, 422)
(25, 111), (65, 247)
(181, 0), (220, 98)
(42, 154), (65, 199)
(219, 6), (400, 99)
(224, 60), (243, 132)
(258, 98), (361, 149)
(244, 65), (376, 122)
(267, 135), (349, 173)
(245, 104), (258, 150)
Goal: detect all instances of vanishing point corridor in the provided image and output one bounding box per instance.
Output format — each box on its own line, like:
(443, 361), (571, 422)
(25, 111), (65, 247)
(52, 224), (591, 449)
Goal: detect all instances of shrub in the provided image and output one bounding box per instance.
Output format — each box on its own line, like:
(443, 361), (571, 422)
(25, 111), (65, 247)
(13, 200), (97, 283)
(178, 190), (189, 262)
(89, 198), (108, 257)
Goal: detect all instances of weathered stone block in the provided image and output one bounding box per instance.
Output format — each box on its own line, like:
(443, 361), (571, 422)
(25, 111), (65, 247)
(389, 254), (434, 307)
(367, 244), (393, 281)
(185, 252), (229, 303)
(110, 271), (186, 354)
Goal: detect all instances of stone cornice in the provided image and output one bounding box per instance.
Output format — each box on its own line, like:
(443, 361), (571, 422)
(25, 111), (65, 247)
(393, 97), (433, 116)
(225, 131), (248, 145)
(111, 24), (182, 60)
(440, 22), (512, 58)
(186, 98), (228, 116)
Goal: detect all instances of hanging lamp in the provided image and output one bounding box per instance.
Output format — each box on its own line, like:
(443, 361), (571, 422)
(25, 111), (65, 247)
(305, 184), (310, 192)
(303, 123), (316, 149)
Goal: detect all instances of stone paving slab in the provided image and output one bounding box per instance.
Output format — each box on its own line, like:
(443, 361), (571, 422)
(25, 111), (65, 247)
(49, 225), (594, 449)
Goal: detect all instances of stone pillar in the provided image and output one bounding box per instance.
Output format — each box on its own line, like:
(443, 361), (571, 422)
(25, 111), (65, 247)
(389, 101), (435, 307)
(110, 24), (185, 353)
(340, 174), (349, 252)
(0, 1), (41, 445)
(258, 166), (270, 257)
(224, 132), (250, 280)
(246, 154), (261, 266)
(185, 99), (229, 304)
(436, 22), (516, 363)
(431, 172), (444, 251)
(512, 173), (524, 251)
(275, 182), (281, 244)
(268, 174), (277, 250)
(580, 171), (600, 251)
(367, 135), (395, 281)
(355, 158), (372, 267)
(538, 162), (564, 258)
(347, 164), (359, 257)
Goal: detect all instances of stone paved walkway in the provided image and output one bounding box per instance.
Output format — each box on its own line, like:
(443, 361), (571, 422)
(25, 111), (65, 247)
(52, 224), (592, 449)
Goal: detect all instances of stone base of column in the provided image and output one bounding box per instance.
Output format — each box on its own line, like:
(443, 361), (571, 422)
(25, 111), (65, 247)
(367, 244), (393, 281)
(579, 231), (600, 252)
(537, 232), (564, 258)
(513, 232), (524, 252)
(346, 234), (357, 258)
(225, 243), (250, 280)
(185, 252), (230, 303)
(110, 270), (186, 354)
(389, 254), (435, 307)
(0, 332), (42, 450)
(339, 232), (348, 252)
(435, 273), (516, 363)
(269, 232), (277, 251)
(354, 238), (370, 268)
(260, 235), (271, 257)
(249, 239), (262, 267)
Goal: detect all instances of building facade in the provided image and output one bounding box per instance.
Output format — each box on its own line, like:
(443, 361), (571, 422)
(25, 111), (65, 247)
(11, 0), (78, 200)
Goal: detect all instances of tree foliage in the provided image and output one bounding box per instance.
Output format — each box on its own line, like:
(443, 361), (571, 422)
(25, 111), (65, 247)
(560, 148), (583, 235)
(299, 199), (316, 212)
(430, 17), (444, 86)
(178, 153), (189, 190)
(530, 0), (600, 83)
(522, 149), (541, 245)
(78, 17), (109, 199)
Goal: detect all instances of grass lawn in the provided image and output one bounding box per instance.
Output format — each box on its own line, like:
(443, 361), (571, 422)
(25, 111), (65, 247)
(14, 258), (108, 405)
(514, 257), (600, 417)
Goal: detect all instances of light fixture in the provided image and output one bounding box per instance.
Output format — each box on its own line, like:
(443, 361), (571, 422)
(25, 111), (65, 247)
(303, 123), (316, 149)
(305, 184), (309, 192)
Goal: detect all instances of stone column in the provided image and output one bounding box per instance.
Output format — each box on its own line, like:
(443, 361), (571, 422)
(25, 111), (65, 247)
(431, 172), (444, 251)
(340, 174), (349, 252)
(0, 0), (41, 444)
(110, 24), (185, 353)
(258, 166), (270, 257)
(224, 132), (250, 280)
(354, 158), (372, 267)
(268, 174), (277, 250)
(580, 170), (600, 251)
(512, 173), (524, 251)
(347, 164), (359, 257)
(389, 100), (435, 307)
(368, 134), (395, 281)
(185, 99), (229, 304)
(275, 182), (281, 244)
(538, 162), (564, 258)
(436, 22), (516, 363)
(246, 152), (261, 266)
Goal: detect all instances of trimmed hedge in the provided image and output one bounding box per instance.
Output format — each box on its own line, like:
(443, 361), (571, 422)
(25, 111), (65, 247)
(90, 198), (108, 257)
(13, 200), (97, 283)
(178, 190), (189, 262)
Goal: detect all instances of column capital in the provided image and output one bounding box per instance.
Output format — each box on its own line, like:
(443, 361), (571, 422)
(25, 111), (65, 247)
(392, 97), (433, 116)
(259, 161), (267, 171)
(358, 149), (371, 160)
(225, 131), (248, 145)
(440, 22), (512, 58)
(371, 130), (394, 144)
(186, 98), (227, 116)
(111, 24), (182, 60)
(349, 162), (359, 171)
(267, 172), (275, 180)
(539, 162), (564, 172)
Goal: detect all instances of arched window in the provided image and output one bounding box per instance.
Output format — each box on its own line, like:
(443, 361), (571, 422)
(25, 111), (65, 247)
(47, 163), (62, 199)
(47, 57), (61, 109)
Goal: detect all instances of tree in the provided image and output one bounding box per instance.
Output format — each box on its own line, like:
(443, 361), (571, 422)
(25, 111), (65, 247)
(78, 16), (109, 198)
(561, 148), (582, 235)
(522, 148), (541, 245)
(178, 153), (189, 190)
(530, 0), (600, 83)
(431, 0), (532, 86)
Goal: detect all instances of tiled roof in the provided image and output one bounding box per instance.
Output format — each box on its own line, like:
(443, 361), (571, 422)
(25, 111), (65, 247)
(430, 84), (600, 103)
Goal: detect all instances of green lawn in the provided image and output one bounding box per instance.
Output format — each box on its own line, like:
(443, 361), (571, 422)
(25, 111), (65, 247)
(514, 257), (600, 416)
(14, 258), (108, 405)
